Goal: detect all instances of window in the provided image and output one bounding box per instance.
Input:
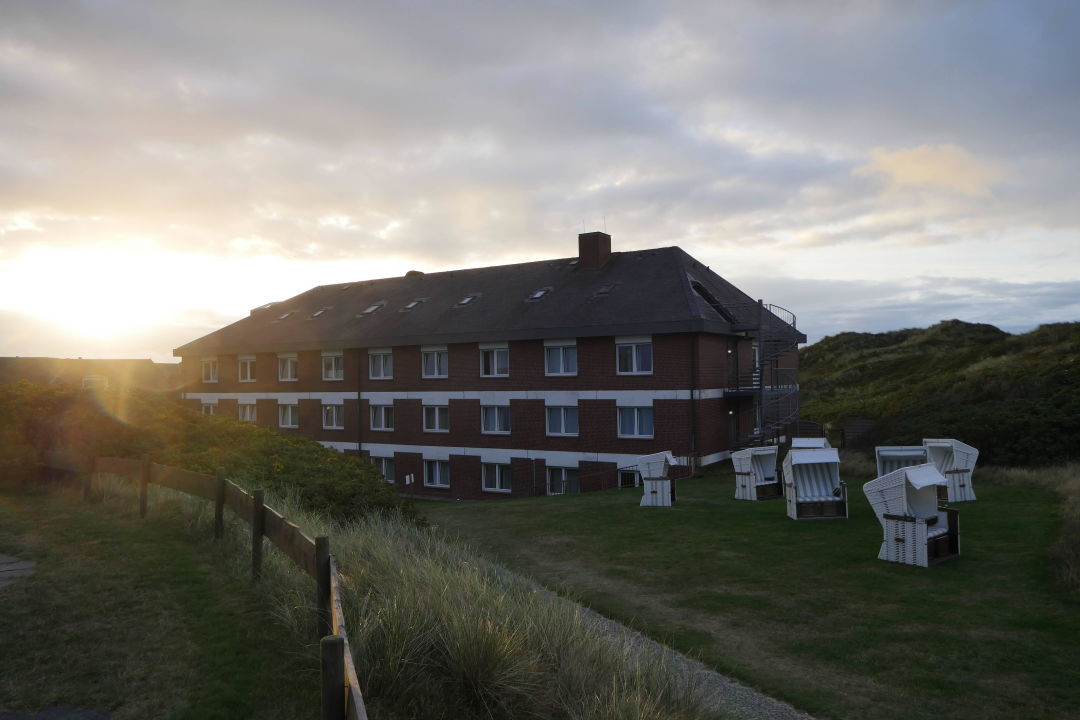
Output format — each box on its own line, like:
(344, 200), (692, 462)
(619, 470), (642, 488)
(544, 344), (577, 376)
(278, 354), (298, 382)
(370, 405), (394, 431)
(546, 407), (579, 436)
(201, 357), (218, 383)
(424, 459), (450, 487)
(422, 348), (448, 378)
(238, 404), (256, 423)
(457, 294), (476, 306)
(423, 405), (449, 432)
(616, 340), (653, 375)
(548, 467), (580, 495)
(480, 347), (509, 377)
(200, 403), (216, 415)
(278, 404), (298, 428)
(481, 406), (511, 434)
(361, 301), (385, 315)
(618, 407), (654, 438)
(372, 456), (395, 483)
(369, 351), (393, 380)
(322, 352), (344, 381)
(322, 404), (344, 429)
(528, 287), (551, 300)
(238, 356), (255, 382)
(482, 463), (511, 492)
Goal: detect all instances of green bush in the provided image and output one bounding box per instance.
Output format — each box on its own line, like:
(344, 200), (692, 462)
(0, 382), (414, 521)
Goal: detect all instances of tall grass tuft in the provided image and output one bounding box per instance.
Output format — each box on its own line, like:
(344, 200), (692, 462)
(98, 478), (718, 719)
(979, 463), (1080, 597)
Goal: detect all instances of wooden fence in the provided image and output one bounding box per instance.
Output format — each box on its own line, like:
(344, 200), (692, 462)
(84, 455), (368, 720)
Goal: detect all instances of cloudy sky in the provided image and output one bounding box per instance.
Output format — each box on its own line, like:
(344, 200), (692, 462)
(2, 0), (1078, 361)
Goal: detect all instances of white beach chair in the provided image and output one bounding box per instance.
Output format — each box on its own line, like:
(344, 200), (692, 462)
(790, 437), (831, 449)
(863, 463), (959, 567)
(638, 451), (677, 507)
(782, 447), (846, 519)
(875, 445), (929, 477)
(731, 446), (781, 501)
(923, 439), (979, 502)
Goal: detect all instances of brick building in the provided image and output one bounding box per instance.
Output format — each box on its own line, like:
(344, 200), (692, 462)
(174, 232), (803, 499)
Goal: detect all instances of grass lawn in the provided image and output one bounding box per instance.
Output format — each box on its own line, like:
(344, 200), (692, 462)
(419, 465), (1080, 720)
(0, 486), (318, 719)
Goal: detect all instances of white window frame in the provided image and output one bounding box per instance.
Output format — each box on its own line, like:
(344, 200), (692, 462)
(618, 407), (654, 438)
(481, 405), (511, 434)
(423, 459), (450, 488)
(368, 349), (393, 380)
(370, 404), (394, 431)
(372, 456), (395, 483)
(479, 344), (509, 377)
(201, 357), (218, 384)
(423, 405), (449, 433)
(547, 467), (579, 495)
(482, 463), (511, 493)
(238, 355), (256, 383)
(546, 406), (579, 436)
(421, 346), (449, 379)
(321, 351), (344, 381)
(544, 341), (577, 376)
(278, 353), (298, 382)
(278, 403), (298, 428)
(322, 404), (344, 429)
(616, 338), (653, 375)
(238, 404), (257, 423)
(200, 403), (216, 415)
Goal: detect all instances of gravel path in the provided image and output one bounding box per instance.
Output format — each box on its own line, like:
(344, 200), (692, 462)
(0, 554), (35, 590)
(577, 602), (815, 720)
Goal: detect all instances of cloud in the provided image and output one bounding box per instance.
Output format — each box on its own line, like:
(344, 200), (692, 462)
(854, 144), (1005, 197)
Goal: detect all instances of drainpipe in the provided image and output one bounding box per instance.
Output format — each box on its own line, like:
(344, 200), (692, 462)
(689, 333), (698, 472)
(757, 299), (765, 446)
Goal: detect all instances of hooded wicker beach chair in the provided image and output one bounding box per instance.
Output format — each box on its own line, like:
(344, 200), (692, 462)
(923, 439), (979, 502)
(731, 445), (781, 501)
(782, 447), (846, 519)
(875, 445), (929, 477)
(790, 437), (831, 449)
(638, 451), (677, 507)
(863, 463), (959, 567)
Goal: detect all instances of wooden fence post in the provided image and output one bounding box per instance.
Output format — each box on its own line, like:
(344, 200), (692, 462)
(139, 454), (150, 518)
(214, 468), (226, 540)
(316, 536), (331, 638)
(251, 488), (265, 581)
(320, 635), (345, 720)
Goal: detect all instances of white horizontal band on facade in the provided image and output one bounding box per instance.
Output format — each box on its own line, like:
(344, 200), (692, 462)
(319, 441), (360, 452)
(361, 388), (727, 406)
(185, 391), (359, 404)
(542, 338), (576, 347)
(360, 442), (685, 470)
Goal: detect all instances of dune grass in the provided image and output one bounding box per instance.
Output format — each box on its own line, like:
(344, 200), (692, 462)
(52, 473), (724, 720)
(0, 485), (317, 719)
(419, 459), (1080, 720)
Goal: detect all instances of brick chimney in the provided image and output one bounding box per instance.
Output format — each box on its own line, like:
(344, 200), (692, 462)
(578, 231), (611, 269)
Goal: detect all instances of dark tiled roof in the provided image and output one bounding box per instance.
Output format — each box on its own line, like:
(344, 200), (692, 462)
(174, 247), (803, 355)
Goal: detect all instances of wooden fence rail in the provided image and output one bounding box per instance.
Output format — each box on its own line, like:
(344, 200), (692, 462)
(84, 455), (368, 720)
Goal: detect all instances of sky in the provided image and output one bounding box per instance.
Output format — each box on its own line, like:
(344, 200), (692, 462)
(1, 0), (1078, 362)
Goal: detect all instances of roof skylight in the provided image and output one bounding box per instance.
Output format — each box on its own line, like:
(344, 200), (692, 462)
(457, 295), (476, 306)
(310, 307), (330, 318)
(361, 301), (386, 315)
(528, 287), (551, 301)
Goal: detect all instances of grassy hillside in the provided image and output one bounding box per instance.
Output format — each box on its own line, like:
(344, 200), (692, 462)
(799, 320), (1080, 465)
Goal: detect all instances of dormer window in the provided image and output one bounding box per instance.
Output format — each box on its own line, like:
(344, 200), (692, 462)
(360, 301), (386, 315)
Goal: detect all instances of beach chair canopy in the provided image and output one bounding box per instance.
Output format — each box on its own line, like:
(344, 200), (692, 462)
(923, 439), (978, 475)
(636, 451), (677, 480)
(785, 448), (841, 501)
(791, 437), (830, 449)
(864, 464), (946, 522)
(731, 446), (778, 483)
(875, 445), (929, 477)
